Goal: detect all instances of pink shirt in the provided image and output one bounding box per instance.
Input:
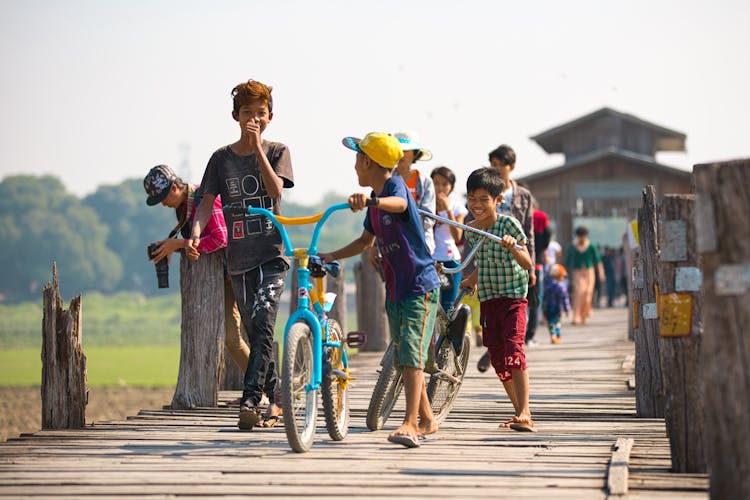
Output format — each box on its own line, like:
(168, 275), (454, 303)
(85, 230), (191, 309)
(183, 185), (227, 254)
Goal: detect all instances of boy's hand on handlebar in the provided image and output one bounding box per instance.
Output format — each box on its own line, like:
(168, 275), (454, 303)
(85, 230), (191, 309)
(318, 252), (334, 264)
(348, 193), (370, 212)
(500, 235), (518, 250)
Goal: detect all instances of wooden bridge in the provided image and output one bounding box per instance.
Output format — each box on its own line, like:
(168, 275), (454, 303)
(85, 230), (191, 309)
(0, 308), (709, 499)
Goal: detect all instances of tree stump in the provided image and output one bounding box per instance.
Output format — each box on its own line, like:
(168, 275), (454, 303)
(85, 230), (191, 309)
(171, 251), (225, 409)
(693, 159), (750, 499)
(354, 252), (389, 352)
(657, 194), (706, 473)
(634, 185), (664, 418)
(41, 263), (87, 429)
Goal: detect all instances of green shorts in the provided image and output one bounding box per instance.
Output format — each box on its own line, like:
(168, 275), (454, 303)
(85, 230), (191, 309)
(385, 288), (439, 369)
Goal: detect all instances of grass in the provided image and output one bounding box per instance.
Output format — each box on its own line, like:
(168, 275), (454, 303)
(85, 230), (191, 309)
(0, 292), (181, 349)
(0, 291), (360, 386)
(0, 346), (180, 387)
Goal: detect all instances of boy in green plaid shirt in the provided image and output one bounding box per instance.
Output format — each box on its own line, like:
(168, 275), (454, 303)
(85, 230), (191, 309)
(460, 168), (537, 432)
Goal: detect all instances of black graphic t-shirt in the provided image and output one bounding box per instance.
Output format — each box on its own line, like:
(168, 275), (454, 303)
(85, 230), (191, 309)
(201, 141), (294, 274)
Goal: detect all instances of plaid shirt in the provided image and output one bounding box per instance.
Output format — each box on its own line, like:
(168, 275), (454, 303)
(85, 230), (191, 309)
(183, 185), (227, 254)
(466, 215), (529, 301)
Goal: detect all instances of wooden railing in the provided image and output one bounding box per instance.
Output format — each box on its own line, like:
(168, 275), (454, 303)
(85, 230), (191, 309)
(632, 159), (749, 499)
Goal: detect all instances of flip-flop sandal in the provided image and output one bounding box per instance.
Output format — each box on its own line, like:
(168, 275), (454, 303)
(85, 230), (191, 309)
(509, 421), (538, 433)
(237, 406), (262, 430)
(259, 415), (281, 428)
(387, 433), (421, 448)
(499, 418), (515, 429)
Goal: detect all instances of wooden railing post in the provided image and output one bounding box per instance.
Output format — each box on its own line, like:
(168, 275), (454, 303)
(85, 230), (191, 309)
(693, 159), (750, 499)
(656, 194), (706, 473)
(41, 263), (87, 429)
(354, 252), (389, 352)
(171, 251), (225, 409)
(633, 185), (665, 418)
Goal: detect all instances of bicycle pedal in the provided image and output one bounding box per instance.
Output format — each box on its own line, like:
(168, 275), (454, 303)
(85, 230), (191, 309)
(346, 331), (367, 349)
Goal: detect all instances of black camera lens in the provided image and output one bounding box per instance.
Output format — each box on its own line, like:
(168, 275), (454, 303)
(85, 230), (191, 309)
(147, 243), (170, 289)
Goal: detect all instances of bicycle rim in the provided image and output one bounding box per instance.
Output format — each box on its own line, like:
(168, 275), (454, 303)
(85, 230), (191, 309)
(321, 320), (350, 441)
(281, 323), (317, 453)
(365, 342), (403, 431)
(427, 333), (469, 424)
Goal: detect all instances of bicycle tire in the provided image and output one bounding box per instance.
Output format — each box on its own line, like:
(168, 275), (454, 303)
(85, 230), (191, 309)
(281, 322), (317, 453)
(321, 319), (349, 441)
(426, 331), (471, 424)
(365, 341), (403, 431)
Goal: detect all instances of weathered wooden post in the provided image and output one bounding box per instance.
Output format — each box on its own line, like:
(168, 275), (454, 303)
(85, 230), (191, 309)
(354, 252), (389, 351)
(327, 261), (347, 333)
(633, 185), (665, 418)
(171, 251), (225, 409)
(656, 194), (706, 473)
(41, 263), (87, 429)
(693, 159), (750, 499)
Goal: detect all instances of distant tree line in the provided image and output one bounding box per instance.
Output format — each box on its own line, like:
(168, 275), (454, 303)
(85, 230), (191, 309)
(0, 175), (362, 303)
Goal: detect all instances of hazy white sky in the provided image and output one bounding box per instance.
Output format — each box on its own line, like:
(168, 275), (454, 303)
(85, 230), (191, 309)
(1, 0), (748, 205)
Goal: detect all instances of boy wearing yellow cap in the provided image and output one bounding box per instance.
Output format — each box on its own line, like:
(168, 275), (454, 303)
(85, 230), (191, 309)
(319, 132), (441, 448)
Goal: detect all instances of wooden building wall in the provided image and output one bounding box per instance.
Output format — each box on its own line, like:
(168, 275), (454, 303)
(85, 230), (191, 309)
(522, 159), (691, 249)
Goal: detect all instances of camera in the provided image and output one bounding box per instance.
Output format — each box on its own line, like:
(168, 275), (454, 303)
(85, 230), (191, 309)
(147, 243), (169, 288)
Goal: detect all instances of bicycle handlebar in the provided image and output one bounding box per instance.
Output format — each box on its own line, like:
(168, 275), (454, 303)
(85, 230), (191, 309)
(224, 202), (351, 256)
(418, 209), (524, 251)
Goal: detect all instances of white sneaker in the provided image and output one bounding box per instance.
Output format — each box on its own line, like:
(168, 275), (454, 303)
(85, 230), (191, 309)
(526, 339), (540, 347)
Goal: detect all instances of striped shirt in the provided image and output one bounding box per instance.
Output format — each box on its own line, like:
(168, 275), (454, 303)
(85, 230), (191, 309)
(466, 215), (529, 301)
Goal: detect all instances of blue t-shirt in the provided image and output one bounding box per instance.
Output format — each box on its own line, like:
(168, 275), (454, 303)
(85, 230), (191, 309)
(364, 176), (440, 302)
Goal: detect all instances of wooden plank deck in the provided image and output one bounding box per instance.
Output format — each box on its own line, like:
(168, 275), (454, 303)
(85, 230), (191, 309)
(0, 308), (708, 499)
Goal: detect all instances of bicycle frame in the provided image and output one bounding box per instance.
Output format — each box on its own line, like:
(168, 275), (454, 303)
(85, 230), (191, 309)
(244, 203), (351, 391)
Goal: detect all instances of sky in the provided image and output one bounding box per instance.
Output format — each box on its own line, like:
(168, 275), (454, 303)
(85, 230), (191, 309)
(1, 0), (748, 206)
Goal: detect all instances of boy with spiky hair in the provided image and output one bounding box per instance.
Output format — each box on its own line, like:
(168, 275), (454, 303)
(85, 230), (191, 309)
(319, 132), (441, 448)
(460, 167), (537, 432)
(190, 79), (294, 430)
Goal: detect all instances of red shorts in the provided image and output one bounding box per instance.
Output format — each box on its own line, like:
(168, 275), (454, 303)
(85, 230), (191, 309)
(480, 297), (528, 381)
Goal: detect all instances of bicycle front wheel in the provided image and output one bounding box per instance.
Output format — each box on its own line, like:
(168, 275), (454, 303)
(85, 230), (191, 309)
(321, 319), (350, 441)
(281, 322), (317, 453)
(426, 331), (471, 424)
(365, 341), (403, 431)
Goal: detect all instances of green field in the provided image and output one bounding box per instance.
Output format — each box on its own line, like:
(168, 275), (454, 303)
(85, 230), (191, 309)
(0, 346), (180, 387)
(0, 291), (358, 386)
(0, 292), (181, 349)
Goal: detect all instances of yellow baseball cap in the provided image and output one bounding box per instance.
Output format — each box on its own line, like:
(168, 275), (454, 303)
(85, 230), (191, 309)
(342, 132), (404, 169)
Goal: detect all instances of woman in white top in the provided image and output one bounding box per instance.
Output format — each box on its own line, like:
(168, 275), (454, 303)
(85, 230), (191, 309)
(431, 166), (468, 312)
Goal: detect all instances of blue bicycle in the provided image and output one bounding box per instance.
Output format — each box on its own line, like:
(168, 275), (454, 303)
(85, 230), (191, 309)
(236, 203), (364, 453)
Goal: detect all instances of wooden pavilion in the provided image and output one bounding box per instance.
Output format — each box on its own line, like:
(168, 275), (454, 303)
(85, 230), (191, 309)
(517, 107), (691, 247)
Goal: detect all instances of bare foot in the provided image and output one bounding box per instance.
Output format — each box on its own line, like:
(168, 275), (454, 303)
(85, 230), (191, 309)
(389, 423), (420, 440)
(509, 414), (537, 432)
(419, 420), (438, 436)
(388, 423), (422, 448)
(499, 416), (517, 429)
(259, 403), (282, 428)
